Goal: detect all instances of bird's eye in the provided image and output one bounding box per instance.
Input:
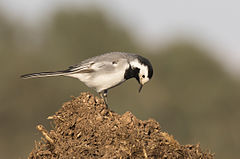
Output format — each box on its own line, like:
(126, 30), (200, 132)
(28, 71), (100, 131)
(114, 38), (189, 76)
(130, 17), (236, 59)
(142, 75), (145, 78)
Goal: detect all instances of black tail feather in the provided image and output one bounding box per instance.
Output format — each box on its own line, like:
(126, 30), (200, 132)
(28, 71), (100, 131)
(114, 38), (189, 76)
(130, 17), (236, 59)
(20, 71), (66, 79)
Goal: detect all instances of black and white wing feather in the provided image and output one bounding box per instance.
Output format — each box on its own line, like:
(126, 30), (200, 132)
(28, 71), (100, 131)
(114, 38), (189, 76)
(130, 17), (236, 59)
(21, 52), (130, 79)
(21, 59), (118, 79)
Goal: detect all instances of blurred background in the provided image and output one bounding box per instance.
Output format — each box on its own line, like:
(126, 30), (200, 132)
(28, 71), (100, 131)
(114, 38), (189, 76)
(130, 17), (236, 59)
(0, 0), (240, 158)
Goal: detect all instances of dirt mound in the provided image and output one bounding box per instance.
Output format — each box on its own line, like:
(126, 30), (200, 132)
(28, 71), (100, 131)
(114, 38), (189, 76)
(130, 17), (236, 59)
(29, 92), (214, 159)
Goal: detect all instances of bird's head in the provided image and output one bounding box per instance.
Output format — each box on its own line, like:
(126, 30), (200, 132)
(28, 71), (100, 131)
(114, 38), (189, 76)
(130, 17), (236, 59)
(128, 55), (153, 92)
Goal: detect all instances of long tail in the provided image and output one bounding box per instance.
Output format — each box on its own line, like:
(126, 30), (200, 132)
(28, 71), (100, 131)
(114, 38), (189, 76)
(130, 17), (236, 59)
(20, 71), (68, 79)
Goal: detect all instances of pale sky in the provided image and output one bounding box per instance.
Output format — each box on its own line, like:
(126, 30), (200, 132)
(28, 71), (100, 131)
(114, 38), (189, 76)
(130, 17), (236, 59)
(1, 0), (240, 74)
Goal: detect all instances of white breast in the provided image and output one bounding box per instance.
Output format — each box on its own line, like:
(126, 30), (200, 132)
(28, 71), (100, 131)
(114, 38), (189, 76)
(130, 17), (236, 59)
(66, 59), (129, 92)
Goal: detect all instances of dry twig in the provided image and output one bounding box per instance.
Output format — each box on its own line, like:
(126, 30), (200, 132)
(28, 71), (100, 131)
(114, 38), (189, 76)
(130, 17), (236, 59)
(36, 125), (54, 144)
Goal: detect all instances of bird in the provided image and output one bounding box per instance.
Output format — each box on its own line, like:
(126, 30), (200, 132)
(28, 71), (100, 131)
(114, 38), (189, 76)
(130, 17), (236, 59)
(21, 52), (153, 107)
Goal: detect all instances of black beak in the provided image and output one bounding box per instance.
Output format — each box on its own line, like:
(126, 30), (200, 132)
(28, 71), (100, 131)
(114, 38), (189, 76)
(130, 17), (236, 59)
(139, 84), (143, 93)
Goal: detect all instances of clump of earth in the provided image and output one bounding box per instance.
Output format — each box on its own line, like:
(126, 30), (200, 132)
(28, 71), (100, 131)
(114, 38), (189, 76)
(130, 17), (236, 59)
(29, 92), (214, 159)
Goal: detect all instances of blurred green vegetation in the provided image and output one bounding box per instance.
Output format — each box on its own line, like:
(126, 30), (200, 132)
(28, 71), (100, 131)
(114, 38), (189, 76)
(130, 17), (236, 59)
(0, 9), (239, 159)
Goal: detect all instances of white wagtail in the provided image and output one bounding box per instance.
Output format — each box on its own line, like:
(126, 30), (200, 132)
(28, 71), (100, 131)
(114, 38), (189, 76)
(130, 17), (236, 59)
(21, 52), (153, 106)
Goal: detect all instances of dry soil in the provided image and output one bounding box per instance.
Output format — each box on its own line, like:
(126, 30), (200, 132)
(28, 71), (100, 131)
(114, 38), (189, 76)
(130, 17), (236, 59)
(29, 92), (214, 159)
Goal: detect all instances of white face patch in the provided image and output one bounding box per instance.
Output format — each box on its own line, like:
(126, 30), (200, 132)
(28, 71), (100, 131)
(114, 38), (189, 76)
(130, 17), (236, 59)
(130, 59), (150, 85)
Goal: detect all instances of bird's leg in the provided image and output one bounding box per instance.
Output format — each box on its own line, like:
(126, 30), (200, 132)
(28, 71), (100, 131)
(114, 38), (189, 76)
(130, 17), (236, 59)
(99, 90), (108, 108)
(103, 90), (108, 107)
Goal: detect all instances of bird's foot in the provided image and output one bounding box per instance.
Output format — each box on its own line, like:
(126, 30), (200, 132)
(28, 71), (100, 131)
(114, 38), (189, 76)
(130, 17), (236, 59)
(99, 91), (108, 109)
